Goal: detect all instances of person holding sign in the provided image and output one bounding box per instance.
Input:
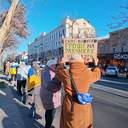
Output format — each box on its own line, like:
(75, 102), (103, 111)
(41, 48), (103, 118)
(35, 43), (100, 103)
(55, 54), (100, 128)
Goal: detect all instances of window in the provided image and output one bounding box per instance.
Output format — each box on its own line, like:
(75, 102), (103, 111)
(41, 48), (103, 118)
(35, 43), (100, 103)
(62, 29), (65, 36)
(113, 48), (116, 53)
(59, 32), (61, 37)
(56, 33), (58, 38)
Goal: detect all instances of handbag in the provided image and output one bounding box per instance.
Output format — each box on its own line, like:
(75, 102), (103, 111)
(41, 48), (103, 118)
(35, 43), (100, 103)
(69, 71), (93, 105)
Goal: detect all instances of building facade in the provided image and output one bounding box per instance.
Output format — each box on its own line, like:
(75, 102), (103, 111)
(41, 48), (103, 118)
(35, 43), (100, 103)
(98, 28), (128, 71)
(28, 17), (96, 62)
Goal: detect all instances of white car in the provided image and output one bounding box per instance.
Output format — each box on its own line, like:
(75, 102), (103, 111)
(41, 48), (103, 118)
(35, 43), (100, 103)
(105, 66), (119, 77)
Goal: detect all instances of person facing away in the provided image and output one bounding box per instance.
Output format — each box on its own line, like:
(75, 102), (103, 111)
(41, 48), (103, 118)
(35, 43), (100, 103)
(5, 61), (11, 76)
(17, 61), (29, 96)
(9, 61), (19, 85)
(55, 54), (101, 128)
(40, 58), (61, 128)
(27, 61), (41, 113)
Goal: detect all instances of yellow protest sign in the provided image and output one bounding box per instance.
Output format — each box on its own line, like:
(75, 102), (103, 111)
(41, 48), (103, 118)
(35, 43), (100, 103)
(63, 38), (97, 62)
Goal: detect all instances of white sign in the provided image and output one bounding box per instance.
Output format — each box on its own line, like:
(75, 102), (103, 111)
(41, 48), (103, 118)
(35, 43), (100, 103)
(63, 38), (97, 62)
(114, 53), (128, 60)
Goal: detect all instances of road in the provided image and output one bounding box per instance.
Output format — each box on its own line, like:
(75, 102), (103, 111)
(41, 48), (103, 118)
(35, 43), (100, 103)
(92, 88), (128, 128)
(96, 77), (128, 91)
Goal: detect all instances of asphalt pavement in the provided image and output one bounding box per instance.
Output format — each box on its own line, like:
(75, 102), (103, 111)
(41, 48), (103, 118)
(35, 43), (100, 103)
(96, 77), (128, 91)
(92, 88), (128, 128)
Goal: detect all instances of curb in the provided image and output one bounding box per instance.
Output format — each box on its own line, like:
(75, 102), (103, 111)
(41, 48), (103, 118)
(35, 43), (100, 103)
(100, 78), (128, 85)
(91, 83), (128, 98)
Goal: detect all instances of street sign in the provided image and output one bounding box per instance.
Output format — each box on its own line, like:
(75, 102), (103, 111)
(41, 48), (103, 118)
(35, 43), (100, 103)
(63, 38), (98, 62)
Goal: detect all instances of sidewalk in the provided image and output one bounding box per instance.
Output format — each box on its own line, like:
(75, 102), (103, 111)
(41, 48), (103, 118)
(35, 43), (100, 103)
(0, 74), (60, 128)
(0, 77), (26, 128)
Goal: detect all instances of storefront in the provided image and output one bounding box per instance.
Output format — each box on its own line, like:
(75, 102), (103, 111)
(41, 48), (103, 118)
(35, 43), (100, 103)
(98, 52), (128, 72)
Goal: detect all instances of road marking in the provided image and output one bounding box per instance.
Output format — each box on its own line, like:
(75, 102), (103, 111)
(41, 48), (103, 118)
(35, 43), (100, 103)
(99, 79), (128, 85)
(91, 84), (128, 98)
(0, 90), (6, 96)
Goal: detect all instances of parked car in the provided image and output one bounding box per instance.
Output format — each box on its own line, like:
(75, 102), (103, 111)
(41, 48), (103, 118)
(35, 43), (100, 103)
(105, 66), (119, 77)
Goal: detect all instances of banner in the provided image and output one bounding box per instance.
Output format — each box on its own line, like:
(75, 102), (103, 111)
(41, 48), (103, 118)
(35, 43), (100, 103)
(63, 38), (97, 62)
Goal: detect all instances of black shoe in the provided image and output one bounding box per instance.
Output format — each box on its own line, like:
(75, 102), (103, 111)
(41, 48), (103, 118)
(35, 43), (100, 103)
(45, 126), (55, 128)
(29, 103), (36, 118)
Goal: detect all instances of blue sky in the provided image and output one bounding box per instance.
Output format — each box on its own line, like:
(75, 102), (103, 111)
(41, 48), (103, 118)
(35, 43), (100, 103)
(0, 0), (128, 54)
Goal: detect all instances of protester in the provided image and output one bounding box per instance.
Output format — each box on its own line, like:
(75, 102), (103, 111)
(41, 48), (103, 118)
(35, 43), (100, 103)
(17, 61), (28, 96)
(27, 61), (41, 117)
(9, 61), (19, 85)
(5, 61), (11, 76)
(55, 54), (101, 128)
(3, 61), (6, 74)
(40, 58), (61, 128)
(27, 61), (41, 92)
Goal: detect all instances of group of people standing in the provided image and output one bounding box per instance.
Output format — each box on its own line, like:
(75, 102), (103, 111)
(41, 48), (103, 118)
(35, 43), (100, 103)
(4, 54), (101, 128)
(40, 54), (101, 128)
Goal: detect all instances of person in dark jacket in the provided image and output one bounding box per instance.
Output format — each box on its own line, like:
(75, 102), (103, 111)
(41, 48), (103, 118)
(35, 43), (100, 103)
(40, 58), (61, 128)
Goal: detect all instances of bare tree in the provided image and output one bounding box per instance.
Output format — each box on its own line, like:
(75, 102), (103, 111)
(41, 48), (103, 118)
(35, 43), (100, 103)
(108, 3), (128, 29)
(0, 0), (29, 55)
(0, 0), (28, 67)
(0, 0), (19, 54)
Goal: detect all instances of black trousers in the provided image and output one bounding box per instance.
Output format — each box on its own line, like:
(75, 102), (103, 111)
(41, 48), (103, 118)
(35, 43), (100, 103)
(17, 80), (26, 95)
(45, 109), (56, 128)
(11, 74), (16, 81)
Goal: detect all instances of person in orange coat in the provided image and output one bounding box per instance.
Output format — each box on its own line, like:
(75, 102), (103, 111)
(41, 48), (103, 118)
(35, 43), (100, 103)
(56, 54), (101, 128)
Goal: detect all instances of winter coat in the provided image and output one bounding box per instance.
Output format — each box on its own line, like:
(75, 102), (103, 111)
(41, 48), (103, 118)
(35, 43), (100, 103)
(40, 69), (61, 110)
(56, 62), (101, 128)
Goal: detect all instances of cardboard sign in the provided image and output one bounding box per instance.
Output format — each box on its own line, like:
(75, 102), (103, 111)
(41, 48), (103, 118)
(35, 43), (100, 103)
(63, 38), (97, 62)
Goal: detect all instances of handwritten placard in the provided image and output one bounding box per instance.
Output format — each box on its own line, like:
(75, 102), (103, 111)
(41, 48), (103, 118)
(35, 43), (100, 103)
(63, 38), (97, 62)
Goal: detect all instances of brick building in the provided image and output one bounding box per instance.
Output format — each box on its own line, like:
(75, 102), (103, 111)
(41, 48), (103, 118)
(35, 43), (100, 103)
(98, 28), (128, 71)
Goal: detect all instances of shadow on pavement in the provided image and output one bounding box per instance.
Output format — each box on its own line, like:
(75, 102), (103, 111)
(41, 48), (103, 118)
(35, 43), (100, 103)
(10, 86), (44, 128)
(0, 79), (44, 128)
